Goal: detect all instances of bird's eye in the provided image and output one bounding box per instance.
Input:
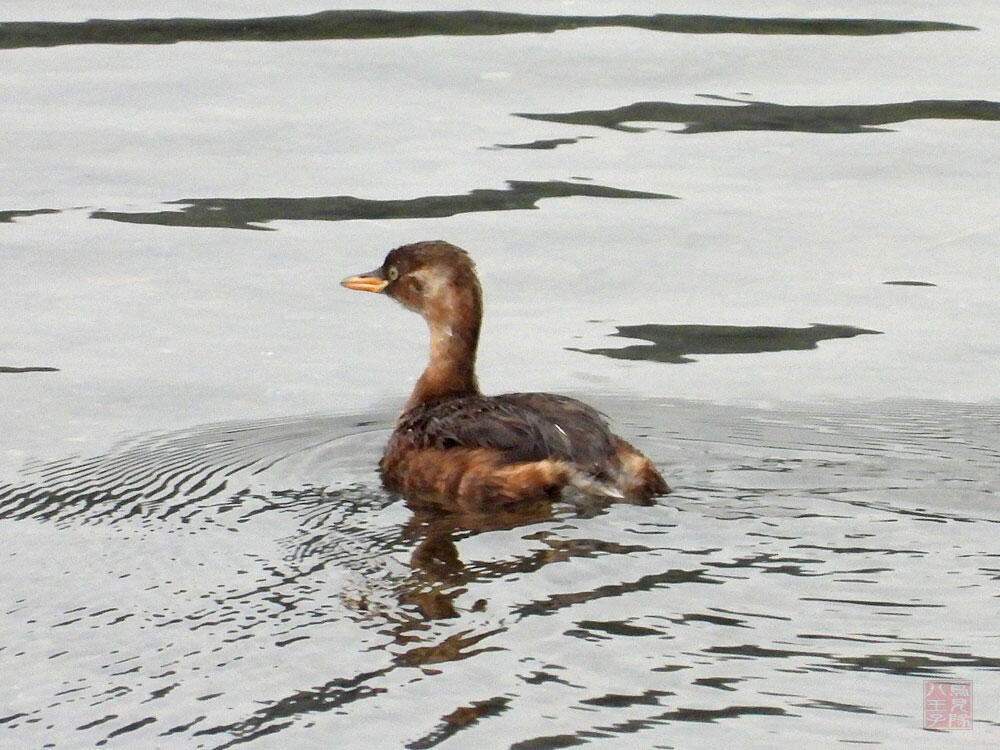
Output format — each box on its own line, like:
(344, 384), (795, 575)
(387, 266), (399, 281)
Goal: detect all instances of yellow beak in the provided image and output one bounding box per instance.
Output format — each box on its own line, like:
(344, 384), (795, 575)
(340, 274), (389, 293)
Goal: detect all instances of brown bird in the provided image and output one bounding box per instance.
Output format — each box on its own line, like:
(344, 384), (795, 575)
(341, 241), (669, 513)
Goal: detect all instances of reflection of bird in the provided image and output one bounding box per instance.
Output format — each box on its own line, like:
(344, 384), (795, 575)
(341, 241), (669, 512)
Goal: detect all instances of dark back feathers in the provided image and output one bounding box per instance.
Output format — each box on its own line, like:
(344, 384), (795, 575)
(388, 392), (617, 475)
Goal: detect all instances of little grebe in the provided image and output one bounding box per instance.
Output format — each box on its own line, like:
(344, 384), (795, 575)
(341, 241), (669, 512)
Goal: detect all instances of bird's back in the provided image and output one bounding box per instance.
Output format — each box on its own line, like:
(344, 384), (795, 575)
(380, 392), (666, 511)
(387, 392), (617, 472)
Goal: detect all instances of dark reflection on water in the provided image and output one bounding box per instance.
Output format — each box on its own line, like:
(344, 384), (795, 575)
(0, 365), (59, 373)
(0, 11), (974, 50)
(408, 695), (511, 750)
(570, 323), (881, 363)
(1, 401), (998, 746)
(189, 666), (394, 748)
(89, 180), (674, 230)
(517, 96), (1000, 134)
(0, 208), (59, 223)
(489, 136), (595, 151)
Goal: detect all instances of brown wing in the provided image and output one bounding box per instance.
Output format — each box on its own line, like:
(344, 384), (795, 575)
(388, 393), (618, 475)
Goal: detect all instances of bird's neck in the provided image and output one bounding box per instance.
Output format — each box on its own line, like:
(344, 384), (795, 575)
(405, 290), (482, 410)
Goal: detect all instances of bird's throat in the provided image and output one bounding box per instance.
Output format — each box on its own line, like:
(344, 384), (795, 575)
(405, 317), (481, 410)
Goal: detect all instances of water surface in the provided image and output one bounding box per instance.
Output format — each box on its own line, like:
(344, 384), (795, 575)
(1, 400), (997, 747)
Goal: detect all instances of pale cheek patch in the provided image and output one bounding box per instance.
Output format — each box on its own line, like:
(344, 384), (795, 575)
(410, 268), (451, 300)
(412, 268), (461, 332)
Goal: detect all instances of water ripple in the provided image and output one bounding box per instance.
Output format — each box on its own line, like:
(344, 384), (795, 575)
(0, 400), (998, 746)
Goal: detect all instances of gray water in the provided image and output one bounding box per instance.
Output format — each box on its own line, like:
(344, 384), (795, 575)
(2, 2), (999, 747)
